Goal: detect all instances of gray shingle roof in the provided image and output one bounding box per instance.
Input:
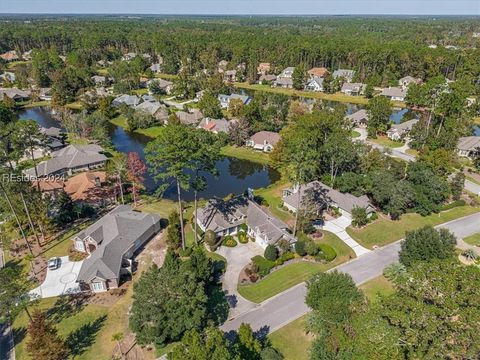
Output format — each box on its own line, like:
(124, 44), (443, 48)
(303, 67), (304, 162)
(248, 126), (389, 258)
(112, 94), (141, 107)
(333, 69), (355, 79)
(176, 109), (203, 125)
(346, 109), (368, 124)
(387, 119), (419, 136)
(283, 181), (373, 214)
(77, 205), (161, 282)
(457, 136), (480, 152)
(24, 144), (107, 177)
(380, 87), (407, 98)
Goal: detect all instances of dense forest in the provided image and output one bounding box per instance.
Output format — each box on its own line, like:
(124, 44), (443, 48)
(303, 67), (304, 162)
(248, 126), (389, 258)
(1, 16), (480, 86)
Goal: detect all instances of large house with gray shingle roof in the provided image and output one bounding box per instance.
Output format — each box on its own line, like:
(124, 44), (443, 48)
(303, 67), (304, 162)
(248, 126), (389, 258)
(456, 136), (480, 159)
(196, 197), (295, 249)
(75, 205), (161, 292)
(24, 144), (107, 178)
(282, 181), (374, 219)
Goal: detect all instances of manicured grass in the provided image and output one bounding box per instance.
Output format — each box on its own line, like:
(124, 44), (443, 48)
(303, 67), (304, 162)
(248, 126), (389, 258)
(238, 231), (355, 303)
(220, 145), (271, 165)
(6, 60), (31, 69)
(235, 82), (407, 108)
(347, 205), (480, 249)
(131, 88), (149, 96)
(269, 315), (311, 360)
(463, 233), (480, 246)
(66, 133), (89, 145)
(359, 275), (395, 304)
(405, 148), (419, 157)
(135, 126), (164, 138)
(369, 135), (404, 148)
(65, 102), (84, 110)
(351, 130), (361, 138)
(110, 115), (129, 129)
(254, 181), (293, 223)
(139, 198), (179, 219)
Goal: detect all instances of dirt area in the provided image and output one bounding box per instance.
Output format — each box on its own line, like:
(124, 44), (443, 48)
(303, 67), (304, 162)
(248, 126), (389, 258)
(136, 231), (167, 269)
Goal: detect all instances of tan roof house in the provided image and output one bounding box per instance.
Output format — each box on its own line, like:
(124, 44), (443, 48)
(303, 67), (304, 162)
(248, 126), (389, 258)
(0, 51), (19, 62)
(246, 131), (281, 152)
(456, 136), (480, 159)
(64, 171), (108, 204)
(257, 62), (271, 75)
(308, 67), (329, 78)
(386, 119), (419, 141)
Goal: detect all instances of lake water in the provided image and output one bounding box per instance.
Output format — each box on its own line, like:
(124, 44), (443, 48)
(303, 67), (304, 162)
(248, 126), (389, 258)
(18, 107), (280, 201)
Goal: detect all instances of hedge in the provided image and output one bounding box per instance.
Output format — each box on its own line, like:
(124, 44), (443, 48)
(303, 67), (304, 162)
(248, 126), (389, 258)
(238, 231), (248, 244)
(222, 235), (237, 247)
(441, 199), (466, 211)
(252, 255), (275, 276)
(318, 244), (337, 261)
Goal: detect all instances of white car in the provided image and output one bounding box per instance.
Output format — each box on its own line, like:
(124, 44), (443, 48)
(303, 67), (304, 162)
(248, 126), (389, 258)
(47, 257), (61, 270)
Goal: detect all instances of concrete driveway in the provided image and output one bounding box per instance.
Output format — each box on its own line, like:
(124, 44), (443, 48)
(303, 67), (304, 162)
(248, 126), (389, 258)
(215, 242), (264, 318)
(30, 256), (83, 299)
(322, 216), (371, 256)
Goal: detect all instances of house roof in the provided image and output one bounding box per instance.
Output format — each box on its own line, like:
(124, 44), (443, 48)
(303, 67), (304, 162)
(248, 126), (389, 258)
(387, 119), (419, 136)
(113, 94), (140, 107)
(40, 126), (63, 138)
(91, 75), (106, 83)
(176, 109), (203, 125)
(135, 101), (164, 117)
(24, 144), (107, 177)
(0, 88), (30, 100)
(32, 178), (65, 192)
(257, 63), (271, 73)
(308, 67), (329, 78)
(0, 51), (18, 61)
(77, 205), (160, 283)
(275, 77), (293, 86)
(380, 87), (407, 98)
(346, 109), (368, 123)
(279, 67), (295, 77)
(64, 171), (106, 201)
(197, 197), (294, 245)
(341, 82), (365, 92)
(198, 118), (233, 133)
(307, 77), (324, 88)
(333, 69), (355, 79)
(457, 136), (480, 152)
(149, 78), (173, 89)
(283, 181), (373, 214)
(259, 74), (277, 82)
(249, 131), (281, 146)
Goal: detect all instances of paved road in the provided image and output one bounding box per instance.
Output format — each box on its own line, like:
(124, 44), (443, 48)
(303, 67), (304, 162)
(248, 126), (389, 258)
(221, 212), (480, 334)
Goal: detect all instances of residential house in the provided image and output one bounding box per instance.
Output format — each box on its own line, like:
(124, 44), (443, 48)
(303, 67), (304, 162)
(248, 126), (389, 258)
(175, 109), (203, 126)
(122, 52), (137, 62)
(196, 197), (296, 249)
(31, 178), (65, 199)
(40, 126), (65, 150)
(147, 78), (173, 95)
(218, 60), (228, 73)
(456, 136), (480, 159)
(91, 75), (106, 85)
(380, 87), (407, 102)
(218, 93), (251, 109)
(386, 119), (419, 141)
(22, 50), (32, 61)
(198, 118), (234, 134)
(398, 76), (422, 89)
(64, 171), (109, 205)
(0, 88), (30, 102)
(307, 67), (329, 79)
(333, 69), (355, 83)
(341, 82), (365, 96)
(38, 88), (53, 101)
(246, 131), (281, 152)
(258, 74), (277, 84)
(224, 70), (237, 83)
(274, 67), (294, 89)
(0, 72), (16, 83)
(75, 205), (161, 292)
(257, 63), (271, 75)
(112, 94), (141, 107)
(306, 77), (324, 92)
(24, 144), (107, 178)
(134, 101), (168, 122)
(282, 181), (374, 219)
(346, 109), (369, 127)
(150, 63), (162, 73)
(0, 51), (19, 62)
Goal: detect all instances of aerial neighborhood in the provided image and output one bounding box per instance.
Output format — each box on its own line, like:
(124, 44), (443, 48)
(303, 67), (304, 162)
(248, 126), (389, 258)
(0, 13), (480, 360)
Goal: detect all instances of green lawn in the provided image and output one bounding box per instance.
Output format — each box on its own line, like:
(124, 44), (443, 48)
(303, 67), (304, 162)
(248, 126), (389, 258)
(405, 148), (419, 157)
(463, 233), (480, 246)
(109, 115), (163, 138)
(130, 88), (149, 96)
(351, 130), (361, 138)
(269, 315), (311, 360)
(347, 206), (480, 249)
(369, 135), (404, 148)
(238, 231), (355, 303)
(139, 198), (179, 219)
(65, 102), (84, 110)
(220, 145), (271, 165)
(254, 181), (293, 223)
(359, 275), (395, 304)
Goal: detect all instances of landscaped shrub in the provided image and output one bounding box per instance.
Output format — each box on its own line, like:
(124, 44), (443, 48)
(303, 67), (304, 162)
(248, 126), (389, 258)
(252, 255), (275, 276)
(222, 235), (237, 247)
(441, 199), (466, 211)
(277, 239), (291, 254)
(178, 247), (193, 257)
(304, 239), (319, 256)
(239, 223), (248, 232)
(204, 230), (218, 250)
(295, 241), (306, 256)
(279, 251), (295, 262)
(264, 244), (278, 261)
(318, 244), (337, 261)
(351, 206), (368, 227)
(369, 212), (378, 221)
(238, 231), (248, 244)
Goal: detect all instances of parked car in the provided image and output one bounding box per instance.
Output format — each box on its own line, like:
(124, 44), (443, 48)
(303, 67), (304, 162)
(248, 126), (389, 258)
(48, 257), (61, 270)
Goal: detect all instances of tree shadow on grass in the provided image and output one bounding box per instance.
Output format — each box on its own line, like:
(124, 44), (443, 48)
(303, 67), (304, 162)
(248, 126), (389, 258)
(206, 283), (229, 325)
(46, 292), (92, 323)
(12, 326), (27, 345)
(65, 314), (107, 358)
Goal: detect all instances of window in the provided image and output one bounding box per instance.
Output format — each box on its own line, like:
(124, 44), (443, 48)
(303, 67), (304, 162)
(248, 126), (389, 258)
(91, 282), (105, 291)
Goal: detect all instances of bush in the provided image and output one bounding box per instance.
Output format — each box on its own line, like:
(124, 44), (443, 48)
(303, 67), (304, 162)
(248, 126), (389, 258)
(239, 223), (248, 232)
(222, 235), (237, 247)
(252, 255), (275, 276)
(264, 244), (278, 261)
(318, 244), (337, 261)
(204, 230), (218, 250)
(238, 231), (248, 244)
(279, 251), (295, 262)
(351, 206), (368, 227)
(440, 199), (466, 211)
(369, 212), (378, 221)
(178, 247), (193, 257)
(295, 241), (306, 256)
(304, 239), (319, 256)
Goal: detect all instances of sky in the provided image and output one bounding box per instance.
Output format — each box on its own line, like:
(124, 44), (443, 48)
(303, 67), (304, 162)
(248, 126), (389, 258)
(0, 0), (479, 15)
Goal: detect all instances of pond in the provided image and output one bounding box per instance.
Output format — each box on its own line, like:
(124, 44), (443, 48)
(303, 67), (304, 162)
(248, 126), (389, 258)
(18, 107), (280, 201)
